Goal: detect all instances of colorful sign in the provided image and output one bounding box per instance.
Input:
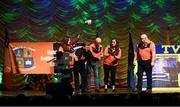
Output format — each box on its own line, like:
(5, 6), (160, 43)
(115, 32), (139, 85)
(156, 44), (180, 54)
(9, 42), (56, 74)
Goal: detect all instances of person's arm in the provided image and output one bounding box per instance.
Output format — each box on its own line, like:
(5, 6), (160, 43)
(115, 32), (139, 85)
(75, 48), (81, 60)
(70, 34), (80, 45)
(58, 46), (64, 52)
(89, 44), (97, 58)
(56, 46), (64, 61)
(150, 42), (156, 66)
(99, 45), (103, 58)
(133, 51), (137, 65)
(89, 43), (101, 59)
(114, 48), (121, 59)
(73, 53), (78, 61)
(133, 45), (138, 65)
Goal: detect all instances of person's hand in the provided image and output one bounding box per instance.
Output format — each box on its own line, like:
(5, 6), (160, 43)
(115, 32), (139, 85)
(77, 34), (80, 38)
(80, 56), (85, 60)
(111, 52), (115, 56)
(95, 56), (101, 60)
(151, 62), (154, 67)
(133, 60), (136, 66)
(106, 53), (110, 57)
(75, 56), (78, 61)
(98, 57), (101, 60)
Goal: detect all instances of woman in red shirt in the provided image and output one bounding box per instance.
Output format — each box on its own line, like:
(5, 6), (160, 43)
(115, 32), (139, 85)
(103, 38), (121, 92)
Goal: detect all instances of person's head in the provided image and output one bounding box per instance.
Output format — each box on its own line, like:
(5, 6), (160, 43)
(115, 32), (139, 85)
(83, 42), (91, 52)
(110, 38), (119, 47)
(95, 37), (102, 46)
(84, 45), (90, 52)
(140, 34), (149, 44)
(62, 37), (71, 45)
(80, 42), (89, 51)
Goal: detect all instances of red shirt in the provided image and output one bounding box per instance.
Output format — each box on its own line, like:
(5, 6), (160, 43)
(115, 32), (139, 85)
(103, 45), (121, 66)
(138, 42), (155, 60)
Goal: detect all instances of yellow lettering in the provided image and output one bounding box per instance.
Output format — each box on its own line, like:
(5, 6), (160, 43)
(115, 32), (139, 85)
(171, 46), (180, 54)
(162, 45), (170, 54)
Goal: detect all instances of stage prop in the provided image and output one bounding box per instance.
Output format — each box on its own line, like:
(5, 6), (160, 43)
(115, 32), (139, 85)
(5, 42), (55, 74)
(4, 42), (78, 74)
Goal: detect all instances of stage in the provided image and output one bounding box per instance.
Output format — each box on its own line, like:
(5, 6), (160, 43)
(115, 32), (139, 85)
(1, 87), (180, 105)
(2, 87), (180, 96)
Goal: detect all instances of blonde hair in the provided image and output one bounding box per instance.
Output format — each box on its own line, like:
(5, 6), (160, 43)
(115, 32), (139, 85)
(140, 34), (148, 38)
(95, 37), (102, 43)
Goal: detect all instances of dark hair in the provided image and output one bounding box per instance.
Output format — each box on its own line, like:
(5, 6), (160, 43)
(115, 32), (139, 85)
(76, 42), (86, 47)
(110, 39), (119, 48)
(110, 39), (119, 55)
(62, 37), (70, 45)
(60, 37), (73, 52)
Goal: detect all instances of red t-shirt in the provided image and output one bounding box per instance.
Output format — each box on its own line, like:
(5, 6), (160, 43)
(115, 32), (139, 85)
(137, 42), (155, 60)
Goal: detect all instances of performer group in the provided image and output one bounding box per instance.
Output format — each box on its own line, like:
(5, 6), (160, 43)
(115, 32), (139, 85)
(56, 33), (155, 94)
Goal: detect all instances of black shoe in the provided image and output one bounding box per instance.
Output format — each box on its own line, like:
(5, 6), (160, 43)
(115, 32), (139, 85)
(112, 89), (116, 92)
(86, 89), (91, 93)
(81, 89), (90, 93)
(104, 88), (108, 92)
(137, 89), (142, 94)
(95, 89), (100, 93)
(132, 88), (137, 92)
(73, 89), (80, 95)
(146, 89), (152, 94)
(82, 89), (86, 93)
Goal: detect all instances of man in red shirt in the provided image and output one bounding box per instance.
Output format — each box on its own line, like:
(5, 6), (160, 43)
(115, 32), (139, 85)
(133, 34), (156, 94)
(87, 37), (103, 93)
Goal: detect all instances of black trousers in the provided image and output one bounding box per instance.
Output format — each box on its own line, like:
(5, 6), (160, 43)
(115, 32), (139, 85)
(60, 68), (73, 82)
(73, 62), (87, 90)
(56, 68), (73, 95)
(103, 64), (117, 86)
(136, 60), (152, 90)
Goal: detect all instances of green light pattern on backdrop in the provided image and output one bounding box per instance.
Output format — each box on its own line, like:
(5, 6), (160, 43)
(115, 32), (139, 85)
(0, 0), (180, 87)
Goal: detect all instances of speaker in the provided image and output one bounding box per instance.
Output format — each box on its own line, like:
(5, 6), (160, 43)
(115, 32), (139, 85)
(46, 81), (73, 96)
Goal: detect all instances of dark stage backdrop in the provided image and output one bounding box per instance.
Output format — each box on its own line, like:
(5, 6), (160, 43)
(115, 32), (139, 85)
(0, 0), (180, 90)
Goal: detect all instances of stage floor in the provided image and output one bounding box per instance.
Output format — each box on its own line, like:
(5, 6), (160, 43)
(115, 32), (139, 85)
(1, 87), (180, 97)
(1, 88), (180, 105)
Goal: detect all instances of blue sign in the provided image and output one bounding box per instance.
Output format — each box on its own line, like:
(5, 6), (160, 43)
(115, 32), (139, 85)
(156, 44), (180, 54)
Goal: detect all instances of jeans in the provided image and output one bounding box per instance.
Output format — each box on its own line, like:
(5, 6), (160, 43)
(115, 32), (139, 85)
(87, 61), (100, 90)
